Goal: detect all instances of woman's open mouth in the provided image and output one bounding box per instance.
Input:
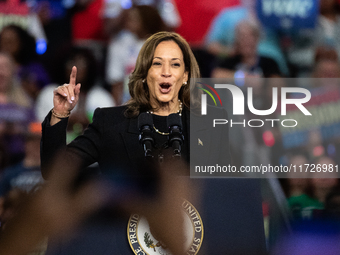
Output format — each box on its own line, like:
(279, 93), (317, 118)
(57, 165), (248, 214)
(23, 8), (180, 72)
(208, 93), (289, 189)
(159, 82), (172, 93)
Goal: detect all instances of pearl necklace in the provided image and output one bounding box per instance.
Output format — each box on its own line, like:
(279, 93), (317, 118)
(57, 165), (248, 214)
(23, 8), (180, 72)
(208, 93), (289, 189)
(153, 126), (169, 135)
(147, 99), (183, 116)
(147, 100), (182, 136)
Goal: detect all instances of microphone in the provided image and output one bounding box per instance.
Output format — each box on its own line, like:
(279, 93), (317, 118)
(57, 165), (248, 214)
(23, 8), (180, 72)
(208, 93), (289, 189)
(138, 113), (154, 159)
(167, 113), (184, 158)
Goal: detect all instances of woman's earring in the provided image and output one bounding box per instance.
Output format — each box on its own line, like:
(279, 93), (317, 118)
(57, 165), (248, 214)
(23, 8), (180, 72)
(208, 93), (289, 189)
(183, 81), (187, 85)
(142, 79), (146, 83)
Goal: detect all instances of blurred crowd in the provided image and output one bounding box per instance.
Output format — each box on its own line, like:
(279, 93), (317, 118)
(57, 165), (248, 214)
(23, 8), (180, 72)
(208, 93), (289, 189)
(1, 0), (340, 253)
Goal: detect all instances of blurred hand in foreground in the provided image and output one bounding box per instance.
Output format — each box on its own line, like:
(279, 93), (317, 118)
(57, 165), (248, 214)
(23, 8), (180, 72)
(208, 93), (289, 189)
(0, 152), (194, 255)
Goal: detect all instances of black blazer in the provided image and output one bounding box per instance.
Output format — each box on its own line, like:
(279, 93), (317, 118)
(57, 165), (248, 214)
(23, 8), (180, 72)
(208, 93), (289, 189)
(41, 105), (232, 178)
(41, 106), (266, 255)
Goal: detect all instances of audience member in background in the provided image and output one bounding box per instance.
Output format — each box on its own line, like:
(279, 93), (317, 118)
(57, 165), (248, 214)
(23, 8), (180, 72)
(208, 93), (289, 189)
(0, 122), (46, 254)
(34, 0), (73, 79)
(309, 156), (339, 205)
(288, 156), (339, 220)
(324, 187), (340, 221)
(0, 25), (34, 69)
(286, 154), (319, 220)
(318, 0), (340, 46)
(0, 25), (50, 104)
(287, 0), (340, 77)
(0, 52), (28, 108)
(18, 61), (50, 105)
(103, 0), (180, 38)
(210, 21), (281, 171)
(36, 46), (114, 141)
(312, 47), (340, 82)
(205, 0), (288, 75)
(313, 58), (340, 79)
(286, 154), (309, 198)
(105, 5), (167, 105)
(211, 20), (281, 80)
(0, 52), (35, 165)
(288, 183), (323, 221)
(69, 0), (106, 63)
(102, 0), (126, 40)
(0, 122), (45, 252)
(0, 0), (47, 44)
(0, 122), (44, 230)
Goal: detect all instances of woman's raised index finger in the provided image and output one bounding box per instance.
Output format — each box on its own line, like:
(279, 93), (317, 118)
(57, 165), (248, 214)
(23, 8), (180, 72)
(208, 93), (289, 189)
(69, 66), (77, 86)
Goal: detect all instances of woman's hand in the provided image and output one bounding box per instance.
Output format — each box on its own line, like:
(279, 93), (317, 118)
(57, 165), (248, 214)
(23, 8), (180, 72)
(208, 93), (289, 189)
(53, 66), (81, 114)
(51, 66), (81, 125)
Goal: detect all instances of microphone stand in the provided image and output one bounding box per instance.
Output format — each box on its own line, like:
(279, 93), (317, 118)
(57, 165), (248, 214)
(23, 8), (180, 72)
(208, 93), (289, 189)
(167, 113), (184, 159)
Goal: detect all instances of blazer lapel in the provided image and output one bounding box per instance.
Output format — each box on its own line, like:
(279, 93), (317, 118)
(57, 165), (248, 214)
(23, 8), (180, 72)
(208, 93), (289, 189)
(121, 116), (144, 162)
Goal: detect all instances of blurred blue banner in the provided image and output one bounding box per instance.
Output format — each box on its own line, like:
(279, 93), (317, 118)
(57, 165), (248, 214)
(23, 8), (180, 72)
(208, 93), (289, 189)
(256, 0), (318, 30)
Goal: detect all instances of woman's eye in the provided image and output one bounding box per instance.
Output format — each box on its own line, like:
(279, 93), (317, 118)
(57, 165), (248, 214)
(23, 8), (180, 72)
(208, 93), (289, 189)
(153, 62), (161, 66)
(173, 63), (180, 67)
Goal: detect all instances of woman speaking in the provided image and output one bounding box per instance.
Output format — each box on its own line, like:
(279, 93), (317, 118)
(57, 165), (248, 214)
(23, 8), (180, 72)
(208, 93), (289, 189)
(41, 32), (200, 178)
(0, 32), (266, 255)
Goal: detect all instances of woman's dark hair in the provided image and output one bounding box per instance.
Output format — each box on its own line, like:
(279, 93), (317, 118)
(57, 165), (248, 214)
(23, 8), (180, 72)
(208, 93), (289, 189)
(0, 25), (36, 65)
(125, 31), (201, 117)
